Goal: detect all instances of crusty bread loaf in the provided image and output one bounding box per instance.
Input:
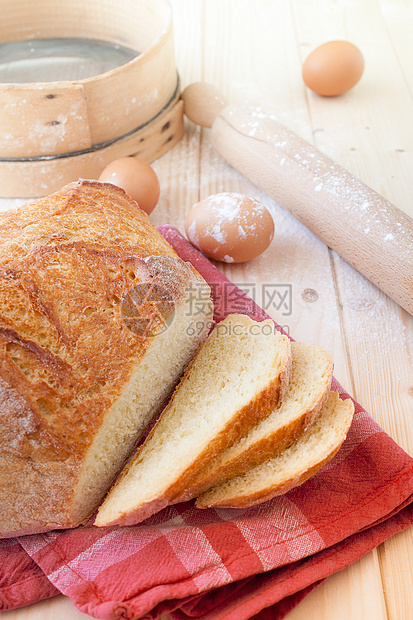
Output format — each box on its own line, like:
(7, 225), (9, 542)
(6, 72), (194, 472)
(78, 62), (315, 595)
(0, 180), (213, 538)
(196, 391), (354, 509)
(95, 314), (292, 527)
(176, 342), (333, 501)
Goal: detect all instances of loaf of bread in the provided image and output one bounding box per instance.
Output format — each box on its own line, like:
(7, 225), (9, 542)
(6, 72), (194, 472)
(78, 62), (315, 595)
(196, 391), (355, 509)
(0, 180), (213, 538)
(95, 314), (292, 527)
(176, 341), (334, 501)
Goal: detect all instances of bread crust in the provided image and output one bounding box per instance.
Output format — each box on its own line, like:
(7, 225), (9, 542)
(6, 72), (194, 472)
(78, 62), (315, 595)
(100, 365), (291, 527)
(0, 180), (208, 538)
(177, 390), (329, 502)
(177, 344), (333, 501)
(95, 320), (292, 527)
(196, 394), (355, 509)
(197, 445), (344, 509)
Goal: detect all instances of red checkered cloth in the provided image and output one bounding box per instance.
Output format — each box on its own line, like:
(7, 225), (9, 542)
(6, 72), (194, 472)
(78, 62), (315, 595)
(1, 226), (413, 620)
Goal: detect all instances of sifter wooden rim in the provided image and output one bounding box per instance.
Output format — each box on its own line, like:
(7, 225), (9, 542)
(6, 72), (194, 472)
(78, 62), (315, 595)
(0, 76), (180, 163)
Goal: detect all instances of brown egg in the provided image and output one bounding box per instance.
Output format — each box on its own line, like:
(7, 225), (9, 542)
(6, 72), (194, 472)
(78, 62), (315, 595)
(302, 40), (364, 96)
(98, 157), (160, 214)
(185, 193), (274, 263)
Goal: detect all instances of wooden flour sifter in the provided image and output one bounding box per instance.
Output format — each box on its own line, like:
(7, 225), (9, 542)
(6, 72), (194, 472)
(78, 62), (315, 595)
(182, 83), (413, 318)
(0, 0), (184, 197)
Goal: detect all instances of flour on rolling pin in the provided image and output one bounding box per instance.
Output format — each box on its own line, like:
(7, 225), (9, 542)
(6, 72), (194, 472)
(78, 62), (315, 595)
(182, 83), (413, 316)
(230, 106), (409, 247)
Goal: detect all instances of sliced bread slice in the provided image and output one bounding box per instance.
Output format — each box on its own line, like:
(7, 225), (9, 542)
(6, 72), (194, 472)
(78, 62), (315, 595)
(95, 313), (292, 527)
(196, 391), (354, 509)
(176, 342), (333, 502)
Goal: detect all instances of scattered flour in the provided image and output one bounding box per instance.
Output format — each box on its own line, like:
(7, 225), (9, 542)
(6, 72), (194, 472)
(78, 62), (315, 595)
(197, 192), (268, 243)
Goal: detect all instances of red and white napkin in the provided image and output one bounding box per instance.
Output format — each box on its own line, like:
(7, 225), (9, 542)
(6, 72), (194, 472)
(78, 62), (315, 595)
(1, 226), (413, 620)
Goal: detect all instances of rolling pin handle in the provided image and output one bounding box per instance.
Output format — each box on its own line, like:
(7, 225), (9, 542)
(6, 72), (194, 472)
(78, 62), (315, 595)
(181, 82), (226, 128)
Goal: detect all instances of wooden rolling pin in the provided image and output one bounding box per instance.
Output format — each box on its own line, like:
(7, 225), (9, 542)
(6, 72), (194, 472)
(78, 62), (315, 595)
(182, 82), (413, 317)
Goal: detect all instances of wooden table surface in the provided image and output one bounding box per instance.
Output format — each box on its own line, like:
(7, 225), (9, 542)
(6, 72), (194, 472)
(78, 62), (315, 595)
(2, 1), (413, 619)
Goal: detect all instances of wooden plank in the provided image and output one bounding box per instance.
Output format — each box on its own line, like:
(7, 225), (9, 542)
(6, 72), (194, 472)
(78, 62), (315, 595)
(378, 528), (413, 620)
(287, 550), (388, 620)
(1, 595), (87, 620)
(333, 254), (413, 453)
(377, 0), (413, 94)
(199, 0), (350, 365)
(290, 2), (413, 619)
(150, 0), (205, 230)
(200, 0), (314, 139)
(331, 230), (413, 620)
